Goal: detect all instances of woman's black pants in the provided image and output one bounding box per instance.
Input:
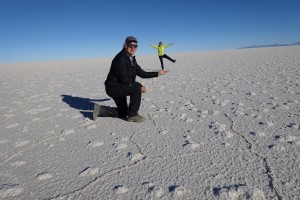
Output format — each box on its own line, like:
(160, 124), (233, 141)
(159, 54), (175, 69)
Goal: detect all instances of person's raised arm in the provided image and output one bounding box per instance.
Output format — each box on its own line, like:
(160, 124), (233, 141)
(165, 43), (173, 48)
(149, 43), (158, 49)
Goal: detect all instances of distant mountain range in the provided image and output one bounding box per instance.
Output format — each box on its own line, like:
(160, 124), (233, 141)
(239, 41), (300, 49)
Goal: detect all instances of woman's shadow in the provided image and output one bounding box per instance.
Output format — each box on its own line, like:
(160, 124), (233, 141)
(61, 95), (110, 119)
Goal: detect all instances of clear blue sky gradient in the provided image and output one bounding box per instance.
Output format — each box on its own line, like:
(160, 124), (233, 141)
(1, 0), (299, 63)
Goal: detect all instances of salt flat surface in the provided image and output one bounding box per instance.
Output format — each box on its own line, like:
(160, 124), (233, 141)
(0, 46), (300, 199)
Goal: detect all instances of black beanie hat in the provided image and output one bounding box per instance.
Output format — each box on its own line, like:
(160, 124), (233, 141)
(125, 36), (137, 43)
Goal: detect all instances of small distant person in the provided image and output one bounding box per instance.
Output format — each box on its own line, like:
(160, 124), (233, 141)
(93, 36), (169, 123)
(149, 42), (176, 70)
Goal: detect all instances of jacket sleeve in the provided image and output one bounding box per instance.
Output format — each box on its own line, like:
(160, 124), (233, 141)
(150, 44), (158, 49)
(165, 43), (172, 48)
(135, 64), (159, 79)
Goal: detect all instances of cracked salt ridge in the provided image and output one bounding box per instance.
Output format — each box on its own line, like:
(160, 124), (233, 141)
(223, 113), (284, 199)
(1, 46), (300, 199)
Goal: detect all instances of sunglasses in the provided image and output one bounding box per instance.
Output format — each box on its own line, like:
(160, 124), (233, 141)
(128, 44), (138, 48)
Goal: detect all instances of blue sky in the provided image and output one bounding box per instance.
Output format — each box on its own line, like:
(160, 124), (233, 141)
(0, 0), (299, 64)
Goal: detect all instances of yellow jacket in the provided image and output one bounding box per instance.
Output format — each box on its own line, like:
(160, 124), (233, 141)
(150, 43), (172, 56)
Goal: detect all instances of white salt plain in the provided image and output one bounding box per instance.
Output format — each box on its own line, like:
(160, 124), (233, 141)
(0, 46), (300, 199)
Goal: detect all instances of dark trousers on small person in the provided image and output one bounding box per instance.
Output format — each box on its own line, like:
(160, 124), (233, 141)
(105, 84), (141, 118)
(159, 54), (175, 70)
